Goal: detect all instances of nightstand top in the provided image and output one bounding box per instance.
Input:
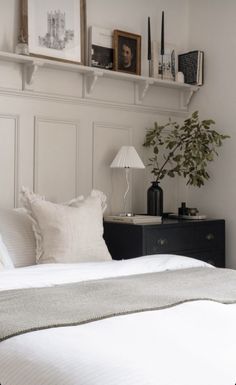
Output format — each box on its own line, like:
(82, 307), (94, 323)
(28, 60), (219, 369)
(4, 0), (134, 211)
(104, 218), (225, 227)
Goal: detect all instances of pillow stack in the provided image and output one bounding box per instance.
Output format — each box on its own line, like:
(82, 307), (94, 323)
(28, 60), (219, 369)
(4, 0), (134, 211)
(20, 188), (111, 264)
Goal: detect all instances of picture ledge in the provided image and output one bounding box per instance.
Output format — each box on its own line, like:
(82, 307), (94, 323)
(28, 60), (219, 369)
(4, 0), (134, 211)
(0, 50), (199, 111)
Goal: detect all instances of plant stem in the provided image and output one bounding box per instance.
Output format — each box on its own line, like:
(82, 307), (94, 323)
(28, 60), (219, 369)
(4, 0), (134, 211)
(156, 140), (182, 181)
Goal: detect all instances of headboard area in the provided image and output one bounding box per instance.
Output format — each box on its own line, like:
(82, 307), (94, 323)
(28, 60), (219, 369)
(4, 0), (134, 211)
(0, 54), (181, 215)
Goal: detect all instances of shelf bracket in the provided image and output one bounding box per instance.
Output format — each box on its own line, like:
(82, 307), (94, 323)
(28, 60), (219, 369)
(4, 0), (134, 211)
(22, 60), (44, 90)
(180, 87), (198, 110)
(135, 79), (154, 104)
(84, 70), (104, 97)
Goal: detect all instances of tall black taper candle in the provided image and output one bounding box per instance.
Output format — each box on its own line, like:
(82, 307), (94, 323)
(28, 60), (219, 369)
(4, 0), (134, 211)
(148, 17), (151, 76)
(160, 11), (164, 79)
(148, 17), (151, 60)
(161, 11), (164, 55)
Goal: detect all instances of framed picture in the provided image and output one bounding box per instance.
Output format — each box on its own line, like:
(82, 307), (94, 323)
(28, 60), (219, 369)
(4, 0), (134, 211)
(89, 26), (113, 70)
(113, 30), (141, 75)
(20, 0), (86, 64)
(158, 44), (175, 81)
(151, 41), (176, 81)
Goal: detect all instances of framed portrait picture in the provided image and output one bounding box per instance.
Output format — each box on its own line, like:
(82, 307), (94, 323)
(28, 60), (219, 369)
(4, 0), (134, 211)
(113, 30), (141, 75)
(20, 0), (86, 64)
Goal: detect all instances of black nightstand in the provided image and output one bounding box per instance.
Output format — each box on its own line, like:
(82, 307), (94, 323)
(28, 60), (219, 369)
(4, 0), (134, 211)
(103, 219), (225, 267)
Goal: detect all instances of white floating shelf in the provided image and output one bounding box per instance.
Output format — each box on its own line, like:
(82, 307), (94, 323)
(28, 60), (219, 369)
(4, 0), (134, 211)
(0, 51), (199, 110)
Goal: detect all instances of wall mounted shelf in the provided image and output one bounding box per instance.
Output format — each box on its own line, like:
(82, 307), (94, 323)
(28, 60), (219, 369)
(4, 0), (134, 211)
(0, 51), (199, 113)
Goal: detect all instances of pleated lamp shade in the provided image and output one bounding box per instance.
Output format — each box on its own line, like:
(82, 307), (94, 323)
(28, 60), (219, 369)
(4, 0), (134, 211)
(110, 146), (145, 169)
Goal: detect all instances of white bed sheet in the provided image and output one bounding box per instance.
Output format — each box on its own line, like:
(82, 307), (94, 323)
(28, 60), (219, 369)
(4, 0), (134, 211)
(0, 254), (211, 291)
(0, 255), (235, 385)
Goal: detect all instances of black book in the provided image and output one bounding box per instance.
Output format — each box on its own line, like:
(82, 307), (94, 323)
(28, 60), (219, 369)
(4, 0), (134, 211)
(178, 50), (204, 85)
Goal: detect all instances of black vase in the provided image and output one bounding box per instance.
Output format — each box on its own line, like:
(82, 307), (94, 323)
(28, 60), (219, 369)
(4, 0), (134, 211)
(147, 181), (163, 216)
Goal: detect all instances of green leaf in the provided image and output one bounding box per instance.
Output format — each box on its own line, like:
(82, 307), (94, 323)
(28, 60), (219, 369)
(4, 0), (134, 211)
(167, 170), (175, 177)
(153, 146), (159, 154)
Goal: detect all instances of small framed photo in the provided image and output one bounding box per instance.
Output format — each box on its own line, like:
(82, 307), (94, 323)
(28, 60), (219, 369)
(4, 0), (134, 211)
(113, 30), (141, 75)
(20, 0), (86, 64)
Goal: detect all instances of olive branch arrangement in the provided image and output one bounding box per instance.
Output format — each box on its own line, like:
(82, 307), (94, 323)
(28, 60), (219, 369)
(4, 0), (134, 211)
(143, 111), (229, 187)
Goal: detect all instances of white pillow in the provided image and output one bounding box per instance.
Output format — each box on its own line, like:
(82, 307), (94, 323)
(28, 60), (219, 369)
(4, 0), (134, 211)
(0, 234), (14, 270)
(21, 189), (111, 264)
(0, 209), (36, 267)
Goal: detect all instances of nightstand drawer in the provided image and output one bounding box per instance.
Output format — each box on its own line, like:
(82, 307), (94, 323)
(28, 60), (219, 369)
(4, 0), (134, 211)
(195, 223), (224, 250)
(145, 227), (194, 254)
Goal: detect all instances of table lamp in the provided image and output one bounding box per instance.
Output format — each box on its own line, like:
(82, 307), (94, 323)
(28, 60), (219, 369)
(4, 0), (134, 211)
(110, 146), (145, 216)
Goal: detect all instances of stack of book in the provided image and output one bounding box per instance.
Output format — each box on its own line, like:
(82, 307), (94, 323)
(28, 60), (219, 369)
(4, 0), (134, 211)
(178, 50), (204, 86)
(104, 215), (162, 225)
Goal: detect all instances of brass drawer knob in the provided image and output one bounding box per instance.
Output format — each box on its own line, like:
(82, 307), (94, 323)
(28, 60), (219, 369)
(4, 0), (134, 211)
(157, 238), (167, 246)
(206, 233), (214, 241)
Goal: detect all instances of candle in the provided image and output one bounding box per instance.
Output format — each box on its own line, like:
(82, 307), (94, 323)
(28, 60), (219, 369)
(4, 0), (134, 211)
(161, 11), (164, 55)
(148, 17), (151, 60)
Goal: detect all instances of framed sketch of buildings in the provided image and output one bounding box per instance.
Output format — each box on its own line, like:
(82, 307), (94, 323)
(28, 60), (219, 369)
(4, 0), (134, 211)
(20, 0), (86, 64)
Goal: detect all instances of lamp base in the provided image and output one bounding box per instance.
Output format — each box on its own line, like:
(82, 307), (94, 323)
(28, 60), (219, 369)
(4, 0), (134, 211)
(119, 212), (133, 217)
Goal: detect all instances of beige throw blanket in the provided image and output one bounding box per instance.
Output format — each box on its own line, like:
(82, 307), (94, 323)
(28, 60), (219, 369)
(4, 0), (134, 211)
(1, 267), (236, 342)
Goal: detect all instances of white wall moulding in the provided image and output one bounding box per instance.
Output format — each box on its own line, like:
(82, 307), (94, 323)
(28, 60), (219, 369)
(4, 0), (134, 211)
(0, 114), (19, 208)
(34, 116), (79, 203)
(0, 51), (198, 115)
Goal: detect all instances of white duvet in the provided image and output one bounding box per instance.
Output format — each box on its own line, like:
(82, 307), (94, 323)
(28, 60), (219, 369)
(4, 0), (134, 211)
(0, 254), (236, 385)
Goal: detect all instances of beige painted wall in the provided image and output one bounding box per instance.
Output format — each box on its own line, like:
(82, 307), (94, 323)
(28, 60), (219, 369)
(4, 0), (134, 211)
(187, 0), (235, 268)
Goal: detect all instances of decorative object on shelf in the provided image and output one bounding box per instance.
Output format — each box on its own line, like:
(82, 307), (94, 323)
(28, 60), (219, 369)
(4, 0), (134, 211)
(158, 43), (175, 81)
(19, 0), (86, 64)
(176, 71), (184, 83)
(178, 50), (204, 85)
(150, 40), (159, 78)
(143, 111), (229, 188)
(88, 26), (113, 70)
(152, 11), (175, 81)
(113, 30), (141, 75)
(147, 181), (163, 216)
(151, 41), (176, 81)
(110, 146), (145, 216)
(171, 49), (175, 81)
(15, 29), (29, 56)
(147, 17), (152, 77)
(16, 1), (29, 55)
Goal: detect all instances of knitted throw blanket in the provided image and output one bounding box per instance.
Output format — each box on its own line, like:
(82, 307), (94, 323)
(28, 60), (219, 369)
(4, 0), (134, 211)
(1, 267), (236, 342)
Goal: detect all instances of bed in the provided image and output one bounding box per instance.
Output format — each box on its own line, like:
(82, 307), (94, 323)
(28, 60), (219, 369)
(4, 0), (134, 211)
(0, 190), (236, 385)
